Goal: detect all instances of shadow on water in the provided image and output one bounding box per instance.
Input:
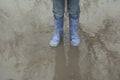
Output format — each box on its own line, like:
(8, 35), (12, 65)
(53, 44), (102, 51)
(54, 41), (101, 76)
(54, 43), (81, 80)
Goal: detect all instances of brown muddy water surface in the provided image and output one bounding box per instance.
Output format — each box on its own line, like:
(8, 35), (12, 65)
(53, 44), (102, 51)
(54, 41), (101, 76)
(0, 0), (120, 80)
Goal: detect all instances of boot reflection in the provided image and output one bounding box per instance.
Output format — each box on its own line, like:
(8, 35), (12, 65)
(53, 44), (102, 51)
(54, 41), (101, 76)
(54, 44), (81, 80)
(54, 42), (68, 80)
(67, 46), (81, 80)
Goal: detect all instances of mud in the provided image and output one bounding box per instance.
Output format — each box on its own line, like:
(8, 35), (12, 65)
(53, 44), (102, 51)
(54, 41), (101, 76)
(0, 0), (120, 80)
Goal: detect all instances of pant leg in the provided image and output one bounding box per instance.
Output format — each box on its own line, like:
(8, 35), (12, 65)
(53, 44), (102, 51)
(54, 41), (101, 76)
(67, 0), (80, 19)
(53, 0), (65, 19)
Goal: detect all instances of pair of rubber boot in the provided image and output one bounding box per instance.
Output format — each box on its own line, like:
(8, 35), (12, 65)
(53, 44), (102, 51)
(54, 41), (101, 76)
(50, 17), (80, 47)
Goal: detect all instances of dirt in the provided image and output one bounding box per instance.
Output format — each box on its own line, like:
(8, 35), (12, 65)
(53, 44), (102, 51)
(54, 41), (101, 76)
(0, 0), (120, 80)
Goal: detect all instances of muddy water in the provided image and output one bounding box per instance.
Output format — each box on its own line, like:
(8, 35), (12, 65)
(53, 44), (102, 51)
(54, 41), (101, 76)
(0, 0), (120, 80)
(54, 44), (80, 80)
(0, 26), (120, 80)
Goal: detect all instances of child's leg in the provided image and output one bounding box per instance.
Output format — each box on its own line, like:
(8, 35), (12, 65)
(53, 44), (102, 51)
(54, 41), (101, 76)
(68, 0), (80, 46)
(67, 0), (80, 19)
(50, 0), (65, 47)
(53, 0), (65, 19)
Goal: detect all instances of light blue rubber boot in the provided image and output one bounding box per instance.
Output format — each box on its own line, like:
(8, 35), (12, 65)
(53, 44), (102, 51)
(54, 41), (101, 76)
(69, 17), (80, 46)
(50, 18), (64, 47)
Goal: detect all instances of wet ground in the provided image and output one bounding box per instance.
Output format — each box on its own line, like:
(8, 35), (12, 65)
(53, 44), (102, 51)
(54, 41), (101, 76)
(0, 0), (120, 80)
(0, 23), (120, 80)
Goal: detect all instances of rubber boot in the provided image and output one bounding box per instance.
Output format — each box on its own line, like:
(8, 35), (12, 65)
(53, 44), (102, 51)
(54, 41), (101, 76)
(50, 18), (64, 47)
(69, 17), (80, 46)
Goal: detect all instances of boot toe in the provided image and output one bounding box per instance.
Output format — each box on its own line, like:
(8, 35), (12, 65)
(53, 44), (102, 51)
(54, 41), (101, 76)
(49, 36), (61, 47)
(71, 37), (80, 46)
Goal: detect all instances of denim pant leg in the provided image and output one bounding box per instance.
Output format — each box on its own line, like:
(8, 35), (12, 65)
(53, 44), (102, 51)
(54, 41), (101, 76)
(67, 0), (80, 19)
(53, 0), (65, 19)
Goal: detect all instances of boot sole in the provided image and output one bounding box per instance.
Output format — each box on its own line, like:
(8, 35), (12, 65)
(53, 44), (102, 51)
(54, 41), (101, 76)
(70, 40), (80, 46)
(71, 43), (80, 46)
(49, 43), (59, 47)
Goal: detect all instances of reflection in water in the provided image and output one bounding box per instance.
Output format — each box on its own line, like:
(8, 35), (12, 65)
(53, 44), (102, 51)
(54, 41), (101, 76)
(54, 44), (80, 80)
(54, 43), (67, 80)
(67, 46), (81, 80)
